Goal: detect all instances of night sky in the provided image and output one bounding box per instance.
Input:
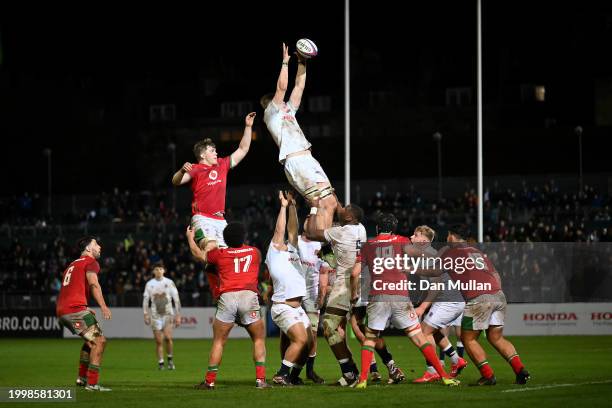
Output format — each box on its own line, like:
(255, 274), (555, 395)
(1, 1), (611, 194)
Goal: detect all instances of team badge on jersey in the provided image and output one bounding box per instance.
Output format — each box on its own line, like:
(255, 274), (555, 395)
(209, 170), (218, 180)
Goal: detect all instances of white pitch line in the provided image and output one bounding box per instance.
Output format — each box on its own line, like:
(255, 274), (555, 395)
(502, 380), (612, 393)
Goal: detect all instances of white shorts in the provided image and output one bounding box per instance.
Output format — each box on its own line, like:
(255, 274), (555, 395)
(423, 302), (466, 330)
(367, 301), (420, 333)
(152, 315), (174, 331)
(271, 303), (310, 334)
(326, 274), (351, 312)
(191, 214), (228, 247)
(283, 154), (330, 198)
(462, 291), (506, 331)
(215, 290), (261, 326)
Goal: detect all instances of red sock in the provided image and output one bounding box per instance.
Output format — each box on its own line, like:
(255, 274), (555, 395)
(87, 364), (100, 386)
(508, 354), (524, 375)
(420, 343), (449, 378)
(477, 360), (495, 378)
(255, 362), (266, 380)
(360, 346), (374, 381)
(205, 365), (218, 384)
(79, 360), (89, 379)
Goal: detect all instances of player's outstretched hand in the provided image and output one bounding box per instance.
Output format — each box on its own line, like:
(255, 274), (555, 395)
(285, 190), (296, 206)
(186, 225), (195, 240)
(279, 190), (289, 207)
(282, 42), (290, 64)
(102, 306), (112, 320)
(245, 112), (256, 127)
(144, 315), (151, 325)
(181, 162), (193, 173)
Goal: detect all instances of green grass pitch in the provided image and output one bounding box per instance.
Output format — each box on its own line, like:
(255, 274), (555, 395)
(2, 335), (612, 407)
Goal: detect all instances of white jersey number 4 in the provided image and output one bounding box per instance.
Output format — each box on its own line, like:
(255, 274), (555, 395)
(234, 255), (253, 273)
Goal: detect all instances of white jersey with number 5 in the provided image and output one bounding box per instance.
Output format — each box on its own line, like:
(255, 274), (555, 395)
(324, 223), (367, 278)
(266, 243), (306, 302)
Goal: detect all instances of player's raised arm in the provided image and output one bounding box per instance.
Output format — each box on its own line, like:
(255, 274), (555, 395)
(288, 56), (307, 110)
(230, 112), (256, 168)
(271, 191), (288, 246)
(305, 203), (327, 242)
(316, 265), (330, 308)
(186, 226), (208, 263)
(86, 271), (111, 320)
(172, 162), (193, 186)
(272, 43), (291, 107)
(286, 191), (299, 248)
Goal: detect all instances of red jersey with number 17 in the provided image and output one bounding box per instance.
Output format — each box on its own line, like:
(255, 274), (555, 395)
(56, 256), (100, 316)
(188, 156), (231, 217)
(206, 245), (260, 295)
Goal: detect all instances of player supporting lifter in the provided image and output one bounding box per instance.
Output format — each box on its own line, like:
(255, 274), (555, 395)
(143, 263), (181, 370)
(267, 191), (314, 386)
(415, 224), (530, 385)
(306, 202), (367, 386)
(354, 215), (459, 389)
(410, 225), (468, 383)
(172, 112), (256, 250)
(297, 216), (333, 384)
(260, 43), (337, 230)
(56, 236), (112, 392)
(187, 223), (270, 389)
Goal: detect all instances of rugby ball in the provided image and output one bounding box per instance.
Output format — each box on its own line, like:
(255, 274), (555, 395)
(296, 38), (318, 59)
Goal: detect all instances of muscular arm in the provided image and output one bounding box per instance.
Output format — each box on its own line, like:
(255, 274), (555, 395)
(186, 226), (214, 263)
(172, 162), (193, 186)
(230, 112), (256, 167)
(305, 208), (327, 242)
(86, 271), (111, 319)
(287, 202), (299, 248)
(271, 205), (287, 246)
(272, 43), (291, 107)
(317, 266), (330, 308)
(289, 60), (306, 110)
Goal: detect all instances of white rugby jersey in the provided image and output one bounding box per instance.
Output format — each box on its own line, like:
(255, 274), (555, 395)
(324, 223), (367, 277)
(263, 101), (312, 163)
(266, 242), (306, 302)
(143, 277), (180, 318)
(297, 235), (329, 301)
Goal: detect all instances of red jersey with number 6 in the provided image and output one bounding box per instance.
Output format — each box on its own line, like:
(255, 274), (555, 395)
(206, 245), (260, 295)
(188, 156), (231, 217)
(56, 256), (100, 316)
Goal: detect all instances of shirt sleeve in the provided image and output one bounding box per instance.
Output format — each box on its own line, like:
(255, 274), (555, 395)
(169, 280), (181, 314)
(323, 226), (342, 244)
(86, 260), (100, 274)
(219, 156), (232, 172)
(286, 101), (298, 115)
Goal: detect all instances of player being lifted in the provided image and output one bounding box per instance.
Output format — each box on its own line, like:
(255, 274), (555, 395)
(143, 263), (181, 370)
(266, 191), (314, 386)
(56, 236), (112, 391)
(409, 225), (468, 383)
(261, 43), (337, 230)
(187, 223), (270, 389)
(354, 214), (459, 388)
(414, 224), (530, 385)
(172, 112), (256, 250)
(306, 201), (367, 386)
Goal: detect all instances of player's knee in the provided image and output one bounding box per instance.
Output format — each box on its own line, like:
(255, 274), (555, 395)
(323, 314), (344, 346)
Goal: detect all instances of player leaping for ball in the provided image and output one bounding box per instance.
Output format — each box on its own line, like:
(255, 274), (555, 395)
(172, 112), (257, 251)
(260, 43), (338, 230)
